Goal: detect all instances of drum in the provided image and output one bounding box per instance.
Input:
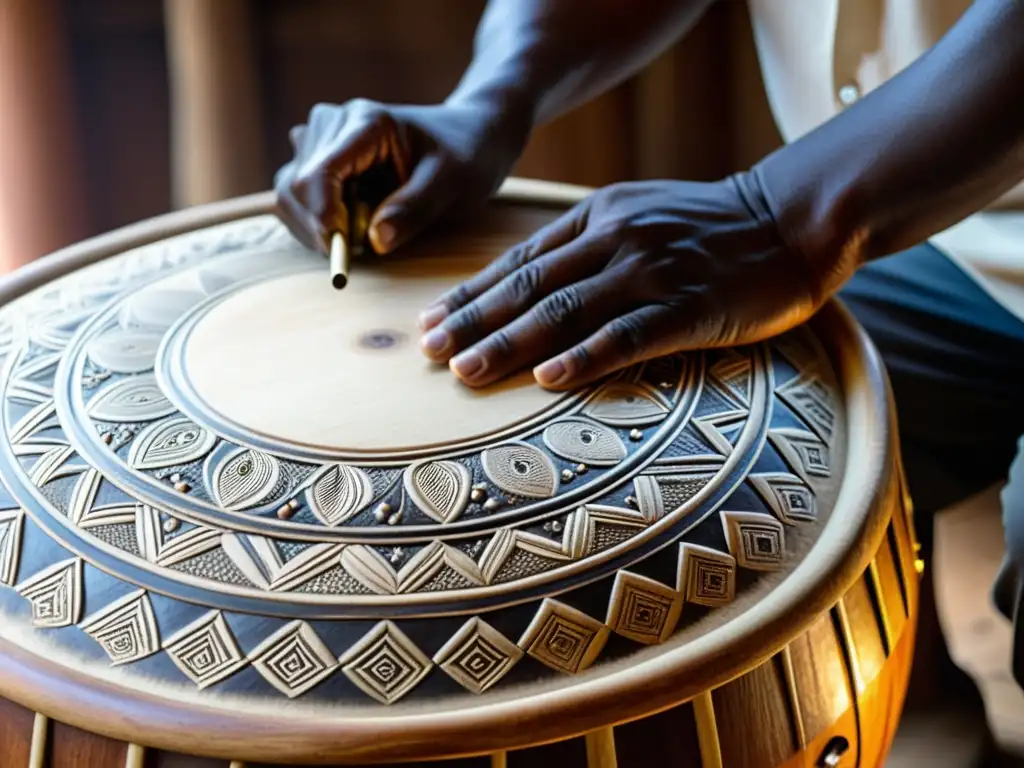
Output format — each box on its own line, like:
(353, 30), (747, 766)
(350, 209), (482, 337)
(0, 178), (919, 767)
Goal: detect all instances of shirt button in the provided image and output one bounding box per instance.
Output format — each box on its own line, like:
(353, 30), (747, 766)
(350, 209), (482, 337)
(838, 83), (860, 106)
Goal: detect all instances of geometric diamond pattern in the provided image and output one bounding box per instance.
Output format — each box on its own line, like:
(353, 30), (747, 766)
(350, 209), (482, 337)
(16, 558), (83, 628)
(749, 473), (817, 524)
(518, 598), (609, 674)
(433, 617), (523, 694)
(163, 610), (247, 690)
(720, 510), (786, 571)
(340, 621), (432, 704)
(676, 543), (736, 608)
(249, 620), (338, 699)
(606, 570), (683, 645)
(80, 590), (161, 666)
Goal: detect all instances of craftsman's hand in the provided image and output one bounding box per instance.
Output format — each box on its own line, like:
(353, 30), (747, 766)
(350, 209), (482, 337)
(274, 99), (529, 254)
(418, 175), (831, 390)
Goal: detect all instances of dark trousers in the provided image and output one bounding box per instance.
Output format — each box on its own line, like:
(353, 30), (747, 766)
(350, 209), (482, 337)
(839, 243), (1024, 686)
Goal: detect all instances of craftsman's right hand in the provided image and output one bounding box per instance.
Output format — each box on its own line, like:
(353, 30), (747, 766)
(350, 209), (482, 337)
(274, 99), (530, 254)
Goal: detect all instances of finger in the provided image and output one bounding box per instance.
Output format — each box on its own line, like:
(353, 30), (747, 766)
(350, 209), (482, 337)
(419, 233), (615, 362)
(533, 304), (684, 390)
(367, 153), (453, 254)
(273, 162), (325, 252)
(446, 270), (638, 388)
(291, 123), (389, 216)
(417, 203), (590, 331)
(289, 124), (307, 152)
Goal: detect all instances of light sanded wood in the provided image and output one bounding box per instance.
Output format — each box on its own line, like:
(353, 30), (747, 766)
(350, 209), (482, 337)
(182, 262), (567, 455)
(125, 743), (146, 768)
(694, 691), (723, 768)
(28, 713), (47, 768)
(584, 727), (618, 768)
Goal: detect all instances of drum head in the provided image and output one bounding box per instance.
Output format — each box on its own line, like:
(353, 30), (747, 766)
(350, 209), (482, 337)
(0, 183), (887, 763)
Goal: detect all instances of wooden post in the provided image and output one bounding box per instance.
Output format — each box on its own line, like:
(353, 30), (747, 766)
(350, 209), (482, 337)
(0, 0), (89, 270)
(164, 0), (267, 209)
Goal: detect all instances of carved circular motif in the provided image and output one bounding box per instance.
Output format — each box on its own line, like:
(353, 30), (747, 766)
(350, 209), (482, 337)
(0, 210), (846, 712)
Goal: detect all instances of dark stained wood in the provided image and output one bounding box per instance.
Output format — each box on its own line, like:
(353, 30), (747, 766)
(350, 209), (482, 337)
(713, 658), (797, 768)
(507, 735), (588, 768)
(0, 696), (34, 766)
(613, 700), (702, 768)
(147, 748), (226, 767)
(50, 719), (127, 767)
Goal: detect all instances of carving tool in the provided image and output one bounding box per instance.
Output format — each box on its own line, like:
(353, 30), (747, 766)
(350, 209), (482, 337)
(329, 230), (350, 290)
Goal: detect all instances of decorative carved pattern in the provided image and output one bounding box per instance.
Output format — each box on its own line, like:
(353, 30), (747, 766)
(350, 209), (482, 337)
(769, 428), (831, 482)
(433, 617), (523, 694)
(222, 534), (343, 592)
(583, 381), (671, 427)
(307, 464), (373, 526)
(249, 621), (338, 698)
(164, 610), (247, 690)
(776, 372), (836, 441)
(677, 544), (736, 608)
(209, 448), (281, 510)
(694, 411), (748, 456)
(340, 621), (432, 704)
(87, 374), (176, 423)
(482, 441), (558, 499)
(86, 329), (162, 374)
(542, 417), (627, 466)
(720, 510), (786, 572)
(606, 571), (683, 644)
(16, 558), (83, 628)
(0, 509), (24, 585)
(80, 590), (161, 665)
(128, 416), (217, 471)
(748, 473), (817, 524)
(518, 598), (609, 674)
(403, 460), (471, 524)
(136, 505), (221, 567)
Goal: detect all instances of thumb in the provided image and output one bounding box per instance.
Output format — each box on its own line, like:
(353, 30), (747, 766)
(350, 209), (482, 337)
(368, 154), (454, 254)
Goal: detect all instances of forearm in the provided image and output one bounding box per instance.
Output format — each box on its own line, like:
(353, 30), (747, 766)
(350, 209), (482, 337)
(755, 0), (1024, 293)
(446, 0), (712, 128)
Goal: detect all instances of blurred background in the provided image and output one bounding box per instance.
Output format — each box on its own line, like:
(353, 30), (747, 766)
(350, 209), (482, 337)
(0, 0), (783, 272)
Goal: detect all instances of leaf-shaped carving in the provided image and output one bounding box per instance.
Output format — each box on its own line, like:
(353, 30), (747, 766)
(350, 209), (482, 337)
(479, 529), (516, 584)
(481, 441), (558, 499)
(340, 546), (398, 594)
(306, 464), (373, 526)
(563, 507), (594, 559)
(86, 329), (163, 374)
(403, 460), (471, 524)
(87, 374), (176, 423)
(583, 381), (671, 427)
(211, 448), (280, 510)
(542, 417), (627, 466)
(128, 416), (217, 471)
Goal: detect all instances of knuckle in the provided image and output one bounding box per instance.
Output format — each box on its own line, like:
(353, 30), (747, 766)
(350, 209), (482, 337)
(442, 284), (476, 314)
(308, 102), (335, 123)
(533, 287), (584, 329)
(484, 329), (516, 359)
(447, 301), (484, 337)
(605, 316), (647, 357)
(503, 264), (543, 306)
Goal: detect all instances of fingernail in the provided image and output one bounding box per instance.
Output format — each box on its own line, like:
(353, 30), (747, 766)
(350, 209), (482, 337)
(534, 357), (569, 387)
(451, 349), (485, 380)
(420, 327), (451, 358)
(418, 304), (448, 331)
(372, 219), (397, 252)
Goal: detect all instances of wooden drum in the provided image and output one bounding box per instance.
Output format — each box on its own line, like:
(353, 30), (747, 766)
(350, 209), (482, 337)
(0, 178), (919, 767)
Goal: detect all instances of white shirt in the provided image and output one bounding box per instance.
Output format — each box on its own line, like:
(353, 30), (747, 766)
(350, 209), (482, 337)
(746, 0), (1024, 320)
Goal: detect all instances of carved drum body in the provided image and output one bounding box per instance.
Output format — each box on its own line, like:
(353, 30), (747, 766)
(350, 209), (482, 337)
(0, 180), (918, 767)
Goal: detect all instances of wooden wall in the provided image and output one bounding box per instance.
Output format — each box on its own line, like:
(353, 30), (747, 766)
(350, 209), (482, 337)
(0, 0), (782, 271)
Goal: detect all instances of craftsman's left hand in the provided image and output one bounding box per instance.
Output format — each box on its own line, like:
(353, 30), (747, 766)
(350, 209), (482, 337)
(417, 175), (832, 389)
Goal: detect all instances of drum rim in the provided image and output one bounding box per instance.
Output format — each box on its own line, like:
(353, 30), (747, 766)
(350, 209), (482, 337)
(0, 177), (899, 763)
